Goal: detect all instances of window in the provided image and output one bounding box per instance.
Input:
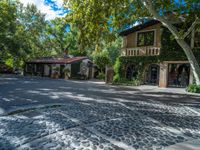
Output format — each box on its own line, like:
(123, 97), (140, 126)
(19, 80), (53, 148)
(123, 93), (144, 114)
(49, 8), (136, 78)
(137, 31), (155, 47)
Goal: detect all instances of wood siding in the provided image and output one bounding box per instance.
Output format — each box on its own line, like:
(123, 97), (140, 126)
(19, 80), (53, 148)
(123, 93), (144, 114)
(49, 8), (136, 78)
(125, 23), (161, 48)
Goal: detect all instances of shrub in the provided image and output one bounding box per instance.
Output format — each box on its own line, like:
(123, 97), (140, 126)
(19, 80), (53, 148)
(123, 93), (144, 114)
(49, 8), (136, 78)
(97, 72), (105, 80)
(187, 84), (200, 93)
(113, 57), (121, 82)
(113, 78), (141, 86)
(93, 50), (111, 72)
(113, 74), (120, 82)
(53, 66), (60, 72)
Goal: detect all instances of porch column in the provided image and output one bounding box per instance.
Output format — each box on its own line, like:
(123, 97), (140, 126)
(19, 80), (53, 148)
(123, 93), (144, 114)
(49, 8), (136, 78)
(159, 62), (168, 87)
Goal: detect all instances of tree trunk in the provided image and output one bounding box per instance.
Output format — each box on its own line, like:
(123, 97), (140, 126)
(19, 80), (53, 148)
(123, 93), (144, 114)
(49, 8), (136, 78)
(176, 39), (200, 85)
(142, 0), (200, 85)
(160, 24), (200, 85)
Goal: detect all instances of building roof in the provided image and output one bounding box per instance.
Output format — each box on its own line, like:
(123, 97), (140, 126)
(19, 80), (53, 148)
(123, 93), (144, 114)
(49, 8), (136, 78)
(27, 56), (88, 64)
(119, 20), (160, 36)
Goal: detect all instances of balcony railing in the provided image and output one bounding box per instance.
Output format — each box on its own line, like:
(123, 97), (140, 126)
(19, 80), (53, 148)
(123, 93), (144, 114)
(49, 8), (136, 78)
(122, 46), (161, 56)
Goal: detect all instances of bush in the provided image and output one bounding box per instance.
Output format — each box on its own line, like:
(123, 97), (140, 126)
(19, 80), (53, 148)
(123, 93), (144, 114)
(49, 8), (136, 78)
(97, 72), (105, 80)
(113, 57), (121, 82)
(113, 78), (141, 86)
(187, 84), (200, 93)
(93, 50), (111, 72)
(113, 74), (120, 82)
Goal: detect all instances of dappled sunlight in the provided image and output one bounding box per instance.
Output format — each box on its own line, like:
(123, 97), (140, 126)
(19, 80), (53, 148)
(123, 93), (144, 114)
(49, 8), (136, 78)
(0, 77), (18, 81)
(0, 107), (5, 114)
(2, 98), (12, 102)
(140, 93), (185, 98)
(23, 81), (39, 84)
(27, 90), (41, 94)
(50, 95), (60, 99)
(38, 88), (54, 91)
(1, 76), (200, 149)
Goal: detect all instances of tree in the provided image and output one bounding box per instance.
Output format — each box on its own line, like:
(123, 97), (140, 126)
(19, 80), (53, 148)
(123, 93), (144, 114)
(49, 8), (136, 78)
(103, 36), (122, 65)
(15, 3), (47, 61)
(45, 18), (70, 55)
(0, 0), (17, 55)
(64, 0), (200, 85)
(141, 0), (200, 85)
(93, 50), (111, 73)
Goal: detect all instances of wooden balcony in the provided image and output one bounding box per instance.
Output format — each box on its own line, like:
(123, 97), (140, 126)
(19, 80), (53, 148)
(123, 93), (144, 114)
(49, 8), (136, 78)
(122, 46), (161, 56)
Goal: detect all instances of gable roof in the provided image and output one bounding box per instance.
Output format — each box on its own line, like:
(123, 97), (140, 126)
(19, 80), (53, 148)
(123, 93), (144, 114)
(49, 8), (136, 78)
(119, 20), (160, 36)
(27, 56), (88, 64)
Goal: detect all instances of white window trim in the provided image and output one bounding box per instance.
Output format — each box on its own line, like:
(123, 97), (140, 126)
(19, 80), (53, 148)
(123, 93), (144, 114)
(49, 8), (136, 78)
(135, 29), (157, 47)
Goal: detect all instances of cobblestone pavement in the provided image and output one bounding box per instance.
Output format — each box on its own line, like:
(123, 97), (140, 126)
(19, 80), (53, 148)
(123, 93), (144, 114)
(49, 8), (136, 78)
(0, 75), (200, 150)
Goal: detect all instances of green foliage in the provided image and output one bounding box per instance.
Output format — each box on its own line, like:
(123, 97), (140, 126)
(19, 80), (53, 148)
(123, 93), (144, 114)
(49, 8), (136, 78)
(64, 0), (200, 48)
(158, 27), (200, 63)
(53, 66), (60, 72)
(113, 78), (141, 86)
(45, 18), (80, 55)
(64, 0), (200, 85)
(5, 58), (13, 68)
(113, 56), (159, 83)
(97, 72), (105, 80)
(103, 36), (122, 65)
(113, 74), (120, 82)
(0, 0), (17, 52)
(93, 51), (111, 72)
(69, 49), (87, 56)
(113, 57), (121, 82)
(15, 3), (47, 60)
(187, 84), (200, 93)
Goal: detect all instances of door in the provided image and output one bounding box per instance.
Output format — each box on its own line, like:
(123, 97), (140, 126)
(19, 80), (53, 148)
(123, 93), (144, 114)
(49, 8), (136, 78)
(60, 65), (65, 78)
(71, 62), (81, 78)
(148, 64), (159, 85)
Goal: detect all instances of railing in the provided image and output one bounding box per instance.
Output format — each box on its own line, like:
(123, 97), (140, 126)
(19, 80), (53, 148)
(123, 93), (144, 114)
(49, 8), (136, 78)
(122, 46), (161, 56)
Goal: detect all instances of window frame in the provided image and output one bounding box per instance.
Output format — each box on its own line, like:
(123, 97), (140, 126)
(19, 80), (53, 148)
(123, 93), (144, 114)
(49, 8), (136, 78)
(136, 30), (156, 47)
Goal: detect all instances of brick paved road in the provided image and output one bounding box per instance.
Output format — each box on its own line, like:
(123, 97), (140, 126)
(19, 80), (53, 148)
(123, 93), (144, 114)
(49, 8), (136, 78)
(0, 75), (200, 150)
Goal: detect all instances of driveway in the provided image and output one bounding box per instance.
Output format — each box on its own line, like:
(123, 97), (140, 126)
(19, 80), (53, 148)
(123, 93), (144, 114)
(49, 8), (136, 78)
(0, 75), (200, 150)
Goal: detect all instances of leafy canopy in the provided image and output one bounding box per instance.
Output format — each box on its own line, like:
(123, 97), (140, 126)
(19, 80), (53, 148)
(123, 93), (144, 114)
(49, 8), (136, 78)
(64, 0), (200, 44)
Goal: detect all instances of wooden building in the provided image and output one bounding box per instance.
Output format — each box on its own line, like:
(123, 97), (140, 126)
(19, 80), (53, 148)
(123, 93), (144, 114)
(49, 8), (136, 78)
(24, 56), (94, 79)
(119, 20), (200, 87)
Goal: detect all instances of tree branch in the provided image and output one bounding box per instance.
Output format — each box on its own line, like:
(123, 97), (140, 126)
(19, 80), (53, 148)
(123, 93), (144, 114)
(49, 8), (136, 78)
(182, 18), (200, 39)
(141, 0), (180, 39)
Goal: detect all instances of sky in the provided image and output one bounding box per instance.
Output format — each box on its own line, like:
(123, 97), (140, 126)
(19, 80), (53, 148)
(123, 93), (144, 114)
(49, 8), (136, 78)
(19, 0), (67, 20)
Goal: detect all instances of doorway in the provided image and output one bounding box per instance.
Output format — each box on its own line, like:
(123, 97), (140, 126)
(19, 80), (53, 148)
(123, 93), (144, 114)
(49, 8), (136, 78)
(126, 64), (138, 80)
(148, 64), (159, 85)
(168, 63), (190, 87)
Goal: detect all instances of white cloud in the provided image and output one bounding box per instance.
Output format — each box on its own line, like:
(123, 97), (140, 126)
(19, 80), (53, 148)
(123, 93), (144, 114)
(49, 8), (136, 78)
(19, 0), (64, 20)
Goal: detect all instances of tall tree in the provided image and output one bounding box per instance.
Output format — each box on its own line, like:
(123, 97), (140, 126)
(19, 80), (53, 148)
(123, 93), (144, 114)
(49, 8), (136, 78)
(64, 0), (200, 85)
(15, 3), (47, 60)
(45, 18), (69, 55)
(0, 0), (17, 55)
